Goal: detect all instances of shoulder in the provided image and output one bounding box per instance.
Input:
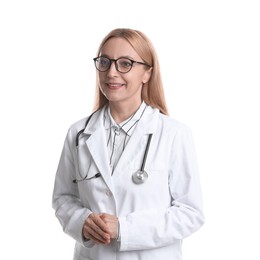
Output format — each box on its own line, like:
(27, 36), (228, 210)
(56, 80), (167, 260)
(145, 105), (192, 138)
(65, 107), (107, 142)
(158, 112), (192, 134)
(68, 117), (89, 134)
(68, 107), (105, 133)
(157, 114), (197, 154)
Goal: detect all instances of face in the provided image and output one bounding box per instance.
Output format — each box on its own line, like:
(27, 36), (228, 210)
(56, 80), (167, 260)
(97, 37), (152, 107)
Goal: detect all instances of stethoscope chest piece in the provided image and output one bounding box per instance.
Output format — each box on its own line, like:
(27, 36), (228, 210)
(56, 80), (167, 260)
(132, 170), (148, 184)
(132, 133), (153, 185)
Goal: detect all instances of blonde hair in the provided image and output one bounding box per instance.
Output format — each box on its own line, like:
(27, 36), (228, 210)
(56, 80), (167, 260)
(93, 28), (168, 115)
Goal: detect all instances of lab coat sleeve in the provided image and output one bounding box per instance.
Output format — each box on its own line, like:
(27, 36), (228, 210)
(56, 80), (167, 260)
(52, 128), (94, 248)
(118, 125), (205, 251)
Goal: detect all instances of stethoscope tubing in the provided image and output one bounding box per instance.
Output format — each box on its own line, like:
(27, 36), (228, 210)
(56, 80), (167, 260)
(73, 110), (152, 184)
(140, 134), (152, 171)
(76, 111), (96, 147)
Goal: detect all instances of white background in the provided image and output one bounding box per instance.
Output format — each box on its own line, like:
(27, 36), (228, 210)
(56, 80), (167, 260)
(0, 0), (260, 259)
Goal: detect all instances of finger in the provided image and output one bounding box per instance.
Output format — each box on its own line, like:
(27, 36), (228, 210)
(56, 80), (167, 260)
(100, 214), (119, 240)
(83, 224), (110, 244)
(84, 216), (110, 243)
(87, 233), (108, 245)
(91, 214), (110, 233)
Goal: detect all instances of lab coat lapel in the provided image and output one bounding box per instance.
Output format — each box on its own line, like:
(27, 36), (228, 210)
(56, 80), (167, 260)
(83, 109), (113, 191)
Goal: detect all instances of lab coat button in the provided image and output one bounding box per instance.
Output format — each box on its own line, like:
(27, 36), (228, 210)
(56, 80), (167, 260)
(105, 190), (113, 197)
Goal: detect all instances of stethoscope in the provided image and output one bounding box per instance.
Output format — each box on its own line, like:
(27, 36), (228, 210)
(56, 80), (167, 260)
(73, 111), (153, 185)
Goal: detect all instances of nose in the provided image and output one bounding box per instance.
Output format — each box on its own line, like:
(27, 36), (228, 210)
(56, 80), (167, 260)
(107, 60), (118, 76)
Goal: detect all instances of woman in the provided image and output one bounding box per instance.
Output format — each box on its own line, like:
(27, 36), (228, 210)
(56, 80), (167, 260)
(52, 28), (205, 260)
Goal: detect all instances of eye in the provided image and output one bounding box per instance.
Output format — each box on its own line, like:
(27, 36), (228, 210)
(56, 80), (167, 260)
(99, 57), (110, 68)
(118, 59), (132, 68)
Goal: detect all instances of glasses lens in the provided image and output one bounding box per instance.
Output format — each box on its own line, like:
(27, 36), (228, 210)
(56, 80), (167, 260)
(95, 57), (110, 71)
(117, 58), (133, 73)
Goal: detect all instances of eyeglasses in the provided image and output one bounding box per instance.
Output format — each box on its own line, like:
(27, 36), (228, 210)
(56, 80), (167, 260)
(93, 56), (151, 73)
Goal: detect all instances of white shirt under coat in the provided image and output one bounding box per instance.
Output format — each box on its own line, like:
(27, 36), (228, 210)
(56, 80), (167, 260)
(104, 102), (147, 174)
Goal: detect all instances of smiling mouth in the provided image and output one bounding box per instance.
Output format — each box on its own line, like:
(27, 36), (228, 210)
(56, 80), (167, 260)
(106, 83), (125, 89)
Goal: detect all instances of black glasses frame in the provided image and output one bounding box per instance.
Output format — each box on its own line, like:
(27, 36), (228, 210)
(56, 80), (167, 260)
(93, 56), (151, 73)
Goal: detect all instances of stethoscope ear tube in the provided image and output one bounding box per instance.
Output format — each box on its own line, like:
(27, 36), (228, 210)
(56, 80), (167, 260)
(75, 129), (84, 147)
(73, 111), (98, 184)
(75, 111), (96, 147)
(73, 173), (101, 183)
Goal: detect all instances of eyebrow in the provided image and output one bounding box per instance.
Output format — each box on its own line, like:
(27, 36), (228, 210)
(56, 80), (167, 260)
(99, 54), (136, 60)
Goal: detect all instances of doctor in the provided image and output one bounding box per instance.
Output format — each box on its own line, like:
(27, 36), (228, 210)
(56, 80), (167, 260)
(52, 28), (205, 260)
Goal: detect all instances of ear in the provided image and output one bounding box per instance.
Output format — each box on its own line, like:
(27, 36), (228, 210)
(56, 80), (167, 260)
(142, 67), (153, 84)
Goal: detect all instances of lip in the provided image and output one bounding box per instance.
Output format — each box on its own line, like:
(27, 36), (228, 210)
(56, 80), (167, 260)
(106, 83), (125, 89)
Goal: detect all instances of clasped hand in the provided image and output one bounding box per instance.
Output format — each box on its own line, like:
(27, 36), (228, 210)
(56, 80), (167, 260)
(82, 213), (118, 245)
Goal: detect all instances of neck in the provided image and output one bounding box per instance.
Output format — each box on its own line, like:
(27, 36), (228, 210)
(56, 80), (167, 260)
(109, 100), (142, 124)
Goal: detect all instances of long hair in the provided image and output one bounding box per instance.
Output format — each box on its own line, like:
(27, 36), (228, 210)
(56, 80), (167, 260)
(93, 28), (168, 115)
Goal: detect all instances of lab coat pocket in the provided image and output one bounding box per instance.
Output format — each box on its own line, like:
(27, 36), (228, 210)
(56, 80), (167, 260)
(145, 168), (168, 186)
(122, 167), (170, 210)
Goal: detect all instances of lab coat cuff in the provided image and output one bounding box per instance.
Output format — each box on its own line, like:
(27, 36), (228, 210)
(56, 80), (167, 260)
(116, 220), (121, 241)
(73, 210), (94, 248)
(82, 238), (95, 248)
(117, 217), (128, 251)
(80, 211), (96, 248)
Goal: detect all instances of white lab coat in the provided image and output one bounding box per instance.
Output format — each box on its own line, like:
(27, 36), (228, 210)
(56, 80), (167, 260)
(52, 105), (205, 260)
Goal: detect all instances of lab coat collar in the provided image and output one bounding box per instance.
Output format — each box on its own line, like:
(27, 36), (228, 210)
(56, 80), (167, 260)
(104, 101), (148, 136)
(82, 108), (105, 135)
